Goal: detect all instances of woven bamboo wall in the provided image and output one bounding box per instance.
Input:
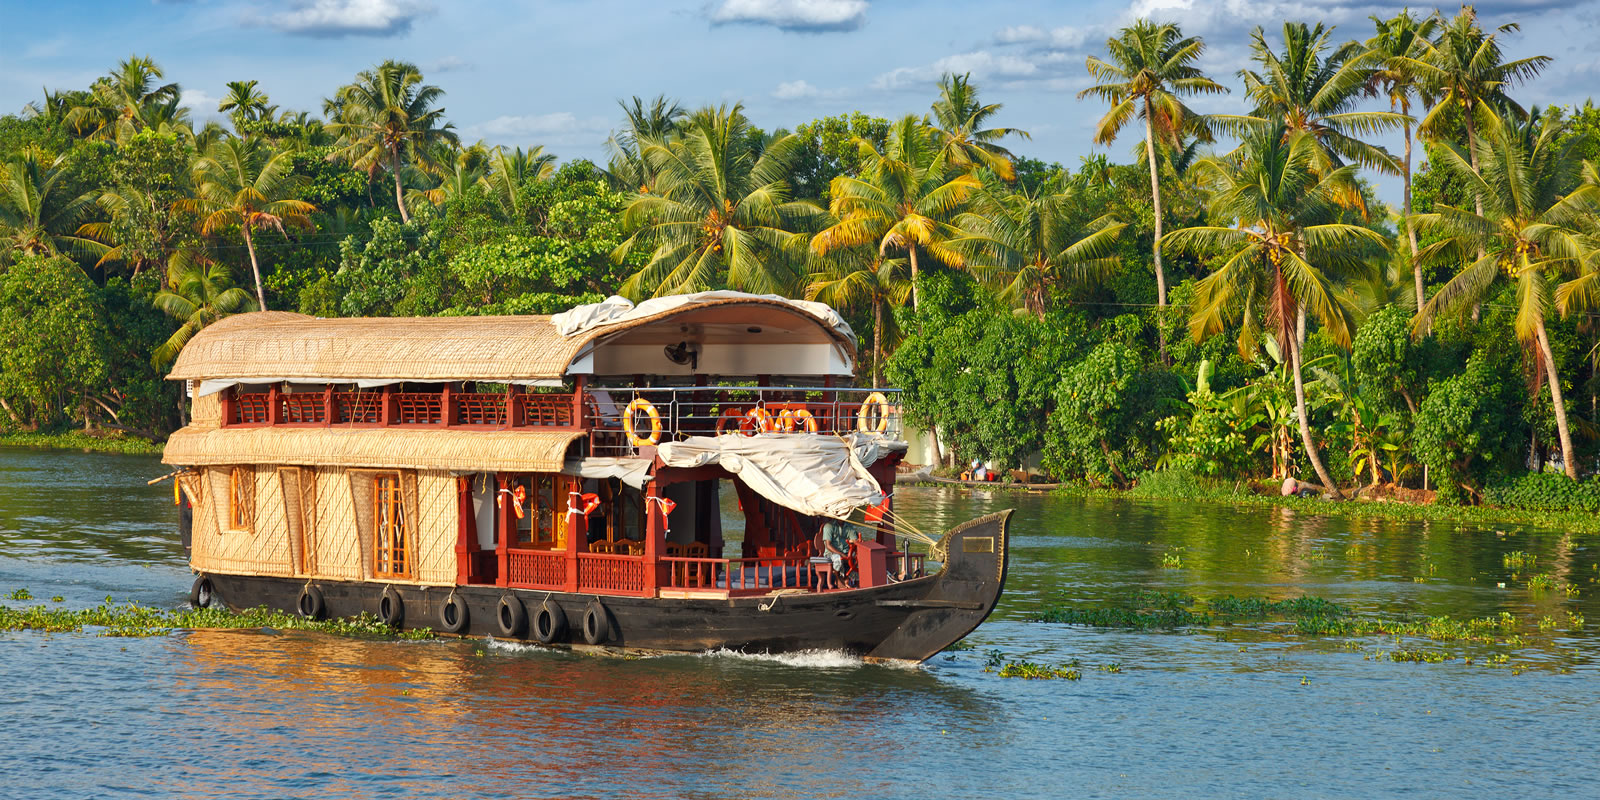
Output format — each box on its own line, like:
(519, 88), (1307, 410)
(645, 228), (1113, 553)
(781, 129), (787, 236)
(192, 466), (293, 578)
(415, 470), (455, 585)
(311, 466), (365, 581)
(191, 387), (220, 429)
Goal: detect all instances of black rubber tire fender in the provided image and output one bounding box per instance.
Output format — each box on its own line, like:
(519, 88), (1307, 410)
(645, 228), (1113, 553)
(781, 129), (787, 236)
(190, 575), (215, 609)
(438, 593), (470, 634)
(497, 594), (527, 637)
(378, 586), (404, 628)
(296, 584), (326, 620)
(533, 600), (568, 644)
(581, 600), (611, 645)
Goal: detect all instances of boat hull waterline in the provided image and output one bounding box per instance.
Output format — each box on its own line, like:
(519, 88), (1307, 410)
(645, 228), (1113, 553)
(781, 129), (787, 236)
(195, 510), (1011, 663)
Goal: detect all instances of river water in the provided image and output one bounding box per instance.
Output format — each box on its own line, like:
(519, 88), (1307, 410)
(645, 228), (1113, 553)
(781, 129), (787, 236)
(2, 446), (1596, 799)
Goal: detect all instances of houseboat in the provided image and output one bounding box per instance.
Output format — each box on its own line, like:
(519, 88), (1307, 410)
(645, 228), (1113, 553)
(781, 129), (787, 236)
(162, 292), (1010, 662)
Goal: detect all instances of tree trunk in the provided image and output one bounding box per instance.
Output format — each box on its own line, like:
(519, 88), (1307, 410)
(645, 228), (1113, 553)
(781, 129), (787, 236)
(1290, 324), (1343, 499)
(873, 297), (884, 388)
(908, 244), (920, 313)
(1464, 109), (1487, 265)
(1143, 110), (1166, 307)
(1403, 120), (1423, 310)
(392, 151), (410, 224)
(242, 224), (267, 311)
(1535, 317), (1578, 479)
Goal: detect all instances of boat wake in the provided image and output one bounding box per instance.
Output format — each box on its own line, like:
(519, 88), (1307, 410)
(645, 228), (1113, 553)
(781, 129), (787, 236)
(694, 648), (920, 670)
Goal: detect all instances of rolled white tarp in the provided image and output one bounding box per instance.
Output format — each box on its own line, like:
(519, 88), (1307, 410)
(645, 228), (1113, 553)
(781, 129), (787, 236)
(658, 434), (885, 519)
(551, 291), (856, 347)
(561, 457), (654, 490)
(195, 377), (566, 397)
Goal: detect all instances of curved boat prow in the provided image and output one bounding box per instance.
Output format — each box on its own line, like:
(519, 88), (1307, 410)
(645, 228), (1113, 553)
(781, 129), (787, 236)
(866, 509), (1012, 662)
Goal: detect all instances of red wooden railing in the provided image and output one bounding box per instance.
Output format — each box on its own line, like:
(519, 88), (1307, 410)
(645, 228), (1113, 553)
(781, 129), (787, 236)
(233, 393), (271, 424)
(334, 392), (382, 424)
(279, 394), (325, 424)
(455, 392), (507, 426)
(517, 393), (575, 427)
(576, 553), (647, 595)
(394, 393), (443, 425)
(506, 549), (566, 590)
(886, 552), (927, 579)
(662, 556), (814, 595)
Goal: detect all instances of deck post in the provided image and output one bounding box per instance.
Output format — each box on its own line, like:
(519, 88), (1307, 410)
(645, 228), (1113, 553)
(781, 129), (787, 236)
(505, 384), (519, 428)
(220, 388), (235, 427)
(441, 383), (455, 429)
(643, 482), (661, 594)
(495, 474), (510, 587)
(455, 476), (474, 585)
(267, 384), (283, 425)
(321, 385), (335, 427)
(571, 375), (586, 430)
(380, 385), (396, 426)
(565, 479), (581, 592)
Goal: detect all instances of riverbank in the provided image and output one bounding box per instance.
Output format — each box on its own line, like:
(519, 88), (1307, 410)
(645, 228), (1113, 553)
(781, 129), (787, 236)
(0, 430), (163, 455)
(912, 471), (1600, 534)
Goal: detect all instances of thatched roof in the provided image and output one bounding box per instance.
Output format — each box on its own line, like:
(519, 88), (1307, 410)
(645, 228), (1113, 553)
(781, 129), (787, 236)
(163, 427), (585, 472)
(166, 297), (856, 382)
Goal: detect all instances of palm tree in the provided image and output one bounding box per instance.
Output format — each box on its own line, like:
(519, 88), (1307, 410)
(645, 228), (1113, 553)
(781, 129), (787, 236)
(177, 138), (316, 310)
(927, 73), (1029, 180)
(327, 60), (458, 223)
(1364, 11), (1441, 309)
(152, 252), (257, 367)
(1164, 128), (1389, 498)
(407, 141), (490, 208)
(811, 115), (979, 312)
(483, 145), (556, 221)
(1079, 21), (1228, 309)
(955, 170), (1127, 317)
(1415, 114), (1598, 478)
(805, 250), (911, 386)
(1224, 22), (1406, 178)
(1405, 7), (1550, 225)
(0, 148), (104, 262)
(64, 55), (180, 143)
(218, 80), (273, 134)
(605, 94), (686, 193)
(614, 104), (818, 297)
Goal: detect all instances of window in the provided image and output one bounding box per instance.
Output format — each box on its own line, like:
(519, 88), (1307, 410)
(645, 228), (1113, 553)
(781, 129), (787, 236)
(511, 474), (566, 549)
(374, 473), (411, 579)
(228, 467), (254, 532)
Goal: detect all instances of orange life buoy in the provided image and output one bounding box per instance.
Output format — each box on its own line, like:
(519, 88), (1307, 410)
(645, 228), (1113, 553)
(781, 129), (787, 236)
(857, 392), (890, 433)
(715, 407), (745, 435)
(779, 408), (818, 433)
(623, 397), (662, 446)
(745, 407), (774, 435)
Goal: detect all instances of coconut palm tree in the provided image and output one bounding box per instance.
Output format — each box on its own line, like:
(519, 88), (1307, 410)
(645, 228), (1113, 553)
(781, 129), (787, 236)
(177, 138), (316, 310)
(64, 55), (180, 143)
(327, 60), (458, 223)
(0, 148), (104, 263)
(955, 170), (1127, 317)
(152, 252), (257, 367)
(1223, 22), (1406, 178)
(805, 250), (911, 387)
(605, 95), (686, 193)
(218, 80), (273, 134)
(1364, 10), (1441, 309)
(1164, 128), (1389, 498)
(1415, 114), (1598, 478)
(811, 115), (979, 312)
(1404, 7), (1550, 224)
(1079, 21), (1228, 309)
(407, 141), (490, 208)
(483, 145), (557, 222)
(927, 73), (1029, 180)
(614, 104), (818, 298)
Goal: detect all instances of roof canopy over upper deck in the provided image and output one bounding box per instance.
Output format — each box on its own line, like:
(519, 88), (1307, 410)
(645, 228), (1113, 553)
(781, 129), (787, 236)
(167, 293), (858, 390)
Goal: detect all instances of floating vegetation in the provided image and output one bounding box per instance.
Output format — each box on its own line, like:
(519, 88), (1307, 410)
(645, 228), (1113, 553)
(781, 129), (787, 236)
(1527, 573), (1558, 592)
(5, 588), (32, 601)
(1030, 591), (1348, 630)
(992, 660), (1082, 680)
(0, 595), (432, 640)
(1159, 548), (1184, 569)
(1503, 551), (1535, 569)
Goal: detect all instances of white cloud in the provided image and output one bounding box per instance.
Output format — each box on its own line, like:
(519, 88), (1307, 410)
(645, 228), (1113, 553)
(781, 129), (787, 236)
(465, 112), (611, 146)
(254, 0), (434, 38)
(709, 0), (868, 33)
(873, 50), (1064, 91)
(771, 79), (850, 100)
(180, 88), (217, 111)
(995, 23), (1090, 49)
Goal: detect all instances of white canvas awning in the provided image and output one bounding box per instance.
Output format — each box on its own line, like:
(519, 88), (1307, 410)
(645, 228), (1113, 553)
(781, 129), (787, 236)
(552, 292), (856, 346)
(657, 434), (890, 518)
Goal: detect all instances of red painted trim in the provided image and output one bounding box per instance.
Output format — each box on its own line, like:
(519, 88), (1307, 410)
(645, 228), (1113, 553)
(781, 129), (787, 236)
(266, 385), (283, 425)
(495, 474), (510, 587)
(643, 482), (661, 594)
(455, 476), (473, 586)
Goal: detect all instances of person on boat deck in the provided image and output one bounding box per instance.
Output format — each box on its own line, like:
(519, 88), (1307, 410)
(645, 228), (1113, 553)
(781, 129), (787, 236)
(817, 520), (865, 582)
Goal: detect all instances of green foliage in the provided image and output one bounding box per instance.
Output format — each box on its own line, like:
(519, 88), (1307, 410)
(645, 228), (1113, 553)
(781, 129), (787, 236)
(790, 112), (889, 202)
(1483, 473), (1600, 513)
(1045, 330), (1181, 486)
(331, 216), (446, 316)
(1412, 340), (1524, 501)
(0, 254), (110, 429)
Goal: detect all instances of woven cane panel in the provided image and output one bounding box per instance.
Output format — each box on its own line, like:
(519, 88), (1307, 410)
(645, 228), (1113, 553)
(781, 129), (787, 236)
(188, 473), (221, 573)
(414, 471), (456, 586)
(204, 466), (293, 577)
(311, 467), (363, 581)
(279, 468), (304, 576)
(190, 390), (221, 430)
(348, 471), (378, 580)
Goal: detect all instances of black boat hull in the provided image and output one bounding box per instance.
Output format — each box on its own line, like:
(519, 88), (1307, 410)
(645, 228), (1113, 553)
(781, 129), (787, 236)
(197, 509), (1012, 662)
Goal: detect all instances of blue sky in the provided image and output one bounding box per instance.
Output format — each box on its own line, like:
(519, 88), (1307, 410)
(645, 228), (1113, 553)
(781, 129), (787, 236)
(3, 0), (1598, 206)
